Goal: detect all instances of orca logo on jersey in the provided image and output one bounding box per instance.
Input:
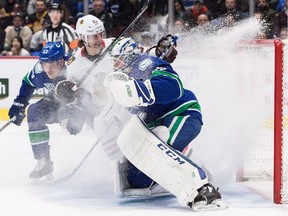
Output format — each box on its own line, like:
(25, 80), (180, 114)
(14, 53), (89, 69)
(157, 143), (185, 165)
(139, 58), (152, 71)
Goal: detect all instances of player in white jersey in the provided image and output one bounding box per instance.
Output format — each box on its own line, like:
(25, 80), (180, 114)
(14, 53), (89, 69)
(58, 14), (130, 161)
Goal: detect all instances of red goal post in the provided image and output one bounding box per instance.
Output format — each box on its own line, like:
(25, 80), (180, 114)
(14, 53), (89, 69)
(274, 39), (288, 204)
(236, 39), (288, 204)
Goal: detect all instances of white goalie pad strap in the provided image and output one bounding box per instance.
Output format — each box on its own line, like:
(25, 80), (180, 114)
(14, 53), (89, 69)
(117, 115), (208, 206)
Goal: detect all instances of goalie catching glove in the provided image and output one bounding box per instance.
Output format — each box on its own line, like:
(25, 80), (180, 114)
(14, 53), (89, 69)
(104, 72), (155, 107)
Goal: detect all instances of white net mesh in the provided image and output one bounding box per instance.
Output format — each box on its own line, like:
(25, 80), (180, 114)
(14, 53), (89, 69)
(236, 40), (288, 204)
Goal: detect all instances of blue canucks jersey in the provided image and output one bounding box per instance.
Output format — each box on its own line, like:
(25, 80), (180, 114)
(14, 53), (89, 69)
(16, 61), (66, 103)
(129, 54), (202, 128)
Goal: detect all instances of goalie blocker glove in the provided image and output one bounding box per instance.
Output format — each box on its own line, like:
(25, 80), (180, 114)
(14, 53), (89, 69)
(106, 74), (155, 107)
(8, 97), (28, 126)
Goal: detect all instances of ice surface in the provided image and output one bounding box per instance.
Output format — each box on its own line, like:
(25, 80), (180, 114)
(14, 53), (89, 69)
(0, 118), (287, 216)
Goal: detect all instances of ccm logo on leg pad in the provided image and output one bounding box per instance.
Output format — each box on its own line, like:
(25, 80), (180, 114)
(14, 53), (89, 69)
(157, 143), (185, 165)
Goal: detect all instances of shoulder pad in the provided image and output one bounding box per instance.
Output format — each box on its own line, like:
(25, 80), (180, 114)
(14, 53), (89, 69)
(33, 61), (43, 74)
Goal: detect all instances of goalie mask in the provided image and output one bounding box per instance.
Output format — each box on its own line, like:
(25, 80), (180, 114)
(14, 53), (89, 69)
(75, 14), (106, 44)
(110, 37), (141, 74)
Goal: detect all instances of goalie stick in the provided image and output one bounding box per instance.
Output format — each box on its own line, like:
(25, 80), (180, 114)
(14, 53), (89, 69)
(71, 0), (150, 92)
(0, 116), (16, 133)
(32, 122), (111, 186)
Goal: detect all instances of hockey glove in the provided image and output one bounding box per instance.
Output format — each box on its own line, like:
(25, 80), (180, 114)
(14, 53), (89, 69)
(106, 75), (155, 107)
(55, 80), (79, 104)
(155, 34), (178, 63)
(8, 97), (28, 126)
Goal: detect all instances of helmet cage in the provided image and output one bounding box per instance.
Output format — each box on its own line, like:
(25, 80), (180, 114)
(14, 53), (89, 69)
(110, 38), (140, 73)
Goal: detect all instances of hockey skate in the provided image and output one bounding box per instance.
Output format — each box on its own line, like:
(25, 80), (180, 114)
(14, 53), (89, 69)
(189, 183), (228, 211)
(30, 157), (54, 184)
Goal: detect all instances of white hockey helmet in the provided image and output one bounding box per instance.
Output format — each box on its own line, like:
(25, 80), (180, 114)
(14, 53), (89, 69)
(110, 37), (141, 73)
(75, 14), (105, 43)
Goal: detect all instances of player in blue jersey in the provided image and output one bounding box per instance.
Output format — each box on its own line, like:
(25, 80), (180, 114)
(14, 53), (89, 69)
(7, 42), (76, 181)
(104, 37), (226, 211)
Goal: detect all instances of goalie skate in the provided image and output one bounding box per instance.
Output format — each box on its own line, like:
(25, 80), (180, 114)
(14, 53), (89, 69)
(189, 183), (228, 212)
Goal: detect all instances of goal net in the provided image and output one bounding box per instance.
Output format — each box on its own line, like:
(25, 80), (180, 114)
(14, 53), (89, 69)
(173, 17), (287, 205)
(236, 39), (288, 204)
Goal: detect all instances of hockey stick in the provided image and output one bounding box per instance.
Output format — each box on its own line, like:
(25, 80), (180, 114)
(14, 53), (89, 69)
(0, 116), (16, 133)
(32, 122), (111, 186)
(72, 0), (150, 91)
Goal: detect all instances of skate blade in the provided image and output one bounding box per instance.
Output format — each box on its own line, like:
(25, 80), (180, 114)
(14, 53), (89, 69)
(192, 199), (228, 212)
(30, 173), (54, 186)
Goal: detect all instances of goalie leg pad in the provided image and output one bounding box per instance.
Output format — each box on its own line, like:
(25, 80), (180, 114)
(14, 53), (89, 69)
(117, 115), (208, 206)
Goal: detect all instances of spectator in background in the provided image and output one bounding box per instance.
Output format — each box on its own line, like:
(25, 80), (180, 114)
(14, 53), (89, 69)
(4, 12), (32, 51)
(30, 17), (50, 54)
(174, 18), (187, 33)
(160, 0), (187, 32)
(196, 12), (210, 26)
(255, 0), (276, 39)
(0, 25), (5, 52)
(173, 18), (189, 43)
(174, 0), (186, 20)
(273, 0), (288, 38)
(42, 1), (77, 54)
(0, 0), (27, 15)
(280, 26), (288, 39)
(216, 0), (248, 29)
(0, 0), (27, 29)
(26, 0), (49, 34)
(107, 0), (133, 36)
(89, 0), (113, 37)
(190, 13), (213, 36)
(225, 0), (247, 21)
(254, 11), (270, 39)
(183, 0), (210, 29)
(1, 35), (30, 56)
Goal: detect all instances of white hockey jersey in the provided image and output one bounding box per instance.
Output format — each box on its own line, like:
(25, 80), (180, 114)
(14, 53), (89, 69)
(66, 38), (114, 116)
(66, 38), (131, 161)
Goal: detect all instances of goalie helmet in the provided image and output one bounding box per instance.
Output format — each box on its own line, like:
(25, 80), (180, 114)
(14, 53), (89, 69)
(39, 42), (64, 62)
(75, 14), (105, 43)
(110, 37), (141, 74)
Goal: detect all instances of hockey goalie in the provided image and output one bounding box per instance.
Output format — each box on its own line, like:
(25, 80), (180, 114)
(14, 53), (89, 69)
(104, 37), (228, 211)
